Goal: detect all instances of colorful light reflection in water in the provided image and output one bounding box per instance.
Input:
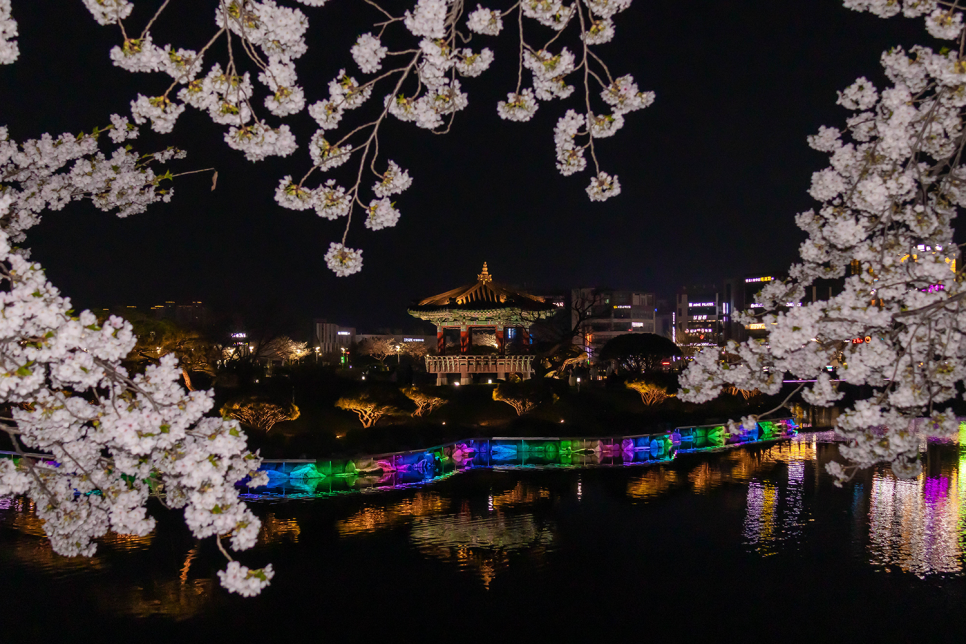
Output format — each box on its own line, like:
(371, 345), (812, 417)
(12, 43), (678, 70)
(867, 464), (964, 577)
(245, 420), (799, 500)
(2, 428), (965, 625)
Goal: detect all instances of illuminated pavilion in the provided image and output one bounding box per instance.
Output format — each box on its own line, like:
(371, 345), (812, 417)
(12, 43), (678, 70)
(408, 263), (556, 385)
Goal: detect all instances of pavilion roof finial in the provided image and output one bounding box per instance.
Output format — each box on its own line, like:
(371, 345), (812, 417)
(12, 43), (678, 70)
(478, 262), (492, 284)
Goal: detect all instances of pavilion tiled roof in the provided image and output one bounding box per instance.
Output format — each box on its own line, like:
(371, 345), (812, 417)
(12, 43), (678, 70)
(408, 263), (554, 314)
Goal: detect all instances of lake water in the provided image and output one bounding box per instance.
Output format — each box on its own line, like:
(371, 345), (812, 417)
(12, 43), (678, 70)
(1, 433), (964, 642)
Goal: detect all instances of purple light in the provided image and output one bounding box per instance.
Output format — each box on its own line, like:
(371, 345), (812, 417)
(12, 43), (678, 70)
(923, 476), (949, 504)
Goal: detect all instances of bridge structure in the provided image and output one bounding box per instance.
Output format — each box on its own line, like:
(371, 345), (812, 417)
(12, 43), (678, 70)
(247, 419), (800, 497)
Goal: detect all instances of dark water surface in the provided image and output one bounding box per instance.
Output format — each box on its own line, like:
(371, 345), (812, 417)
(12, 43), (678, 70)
(2, 433), (964, 642)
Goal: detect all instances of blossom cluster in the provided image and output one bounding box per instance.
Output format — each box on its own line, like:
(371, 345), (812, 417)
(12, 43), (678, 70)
(680, 0), (966, 484)
(64, 0), (651, 275)
(554, 109), (587, 175)
(0, 0), (18, 64)
(0, 0), (652, 599)
(0, 196), (270, 595)
(0, 123), (182, 243)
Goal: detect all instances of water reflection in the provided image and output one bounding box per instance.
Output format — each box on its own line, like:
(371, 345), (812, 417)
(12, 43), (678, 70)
(336, 492), (450, 536)
(335, 482), (556, 588)
(728, 435), (966, 577)
(744, 481), (779, 554)
(2, 432), (965, 625)
(627, 468), (680, 500)
(260, 513), (301, 545)
(628, 437), (819, 500)
(410, 508), (555, 590)
(99, 577), (215, 620)
(742, 444), (810, 553)
(0, 495), (216, 619)
(491, 481), (551, 508)
(867, 461), (964, 577)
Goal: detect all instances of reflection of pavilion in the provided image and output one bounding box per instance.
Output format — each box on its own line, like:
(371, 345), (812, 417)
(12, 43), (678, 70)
(408, 263), (555, 385)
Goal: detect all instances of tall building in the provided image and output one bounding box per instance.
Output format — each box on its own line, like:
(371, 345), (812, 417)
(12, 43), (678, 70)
(721, 274), (780, 343)
(721, 272), (848, 344)
(675, 285), (721, 348)
(572, 288), (658, 358)
(312, 319), (355, 356)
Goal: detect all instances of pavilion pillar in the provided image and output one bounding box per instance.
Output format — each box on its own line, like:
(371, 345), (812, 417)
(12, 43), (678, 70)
(460, 324), (469, 354)
(437, 373), (447, 386)
(496, 324), (505, 355)
(521, 326), (531, 354)
(437, 325), (445, 355)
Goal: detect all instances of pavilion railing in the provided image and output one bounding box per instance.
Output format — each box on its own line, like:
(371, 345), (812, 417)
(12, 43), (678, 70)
(424, 355), (534, 374)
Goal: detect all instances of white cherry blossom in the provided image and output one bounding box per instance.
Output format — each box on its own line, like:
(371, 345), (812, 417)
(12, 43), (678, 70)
(82, 0), (133, 26)
(373, 161), (413, 197)
(455, 48), (495, 77)
(466, 5), (503, 35)
(351, 33), (388, 74)
(583, 18), (615, 44)
(274, 175), (315, 210)
(364, 198), (401, 230)
(404, 0), (448, 38)
(681, 2), (966, 486)
(224, 122), (297, 162)
(586, 171), (621, 201)
(497, 89), (540, 121)
(324, 242), (364, 276)
(1, 0), (654, 599)
(0, 0), (19, 64)
(315, 180), (352, 219)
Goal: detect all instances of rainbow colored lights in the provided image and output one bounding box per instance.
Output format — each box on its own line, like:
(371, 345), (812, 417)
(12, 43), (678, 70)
(244, 419), (799, 498)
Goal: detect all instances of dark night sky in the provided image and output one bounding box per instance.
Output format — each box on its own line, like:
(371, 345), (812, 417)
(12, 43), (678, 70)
(0, 1), (928, 335)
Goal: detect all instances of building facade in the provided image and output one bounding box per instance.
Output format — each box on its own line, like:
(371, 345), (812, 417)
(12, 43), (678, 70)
(312, 319), (356, 357)
(675, 285), (722, 349)
(572, 288), (658, 358)
(354, 333), (436, 347)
